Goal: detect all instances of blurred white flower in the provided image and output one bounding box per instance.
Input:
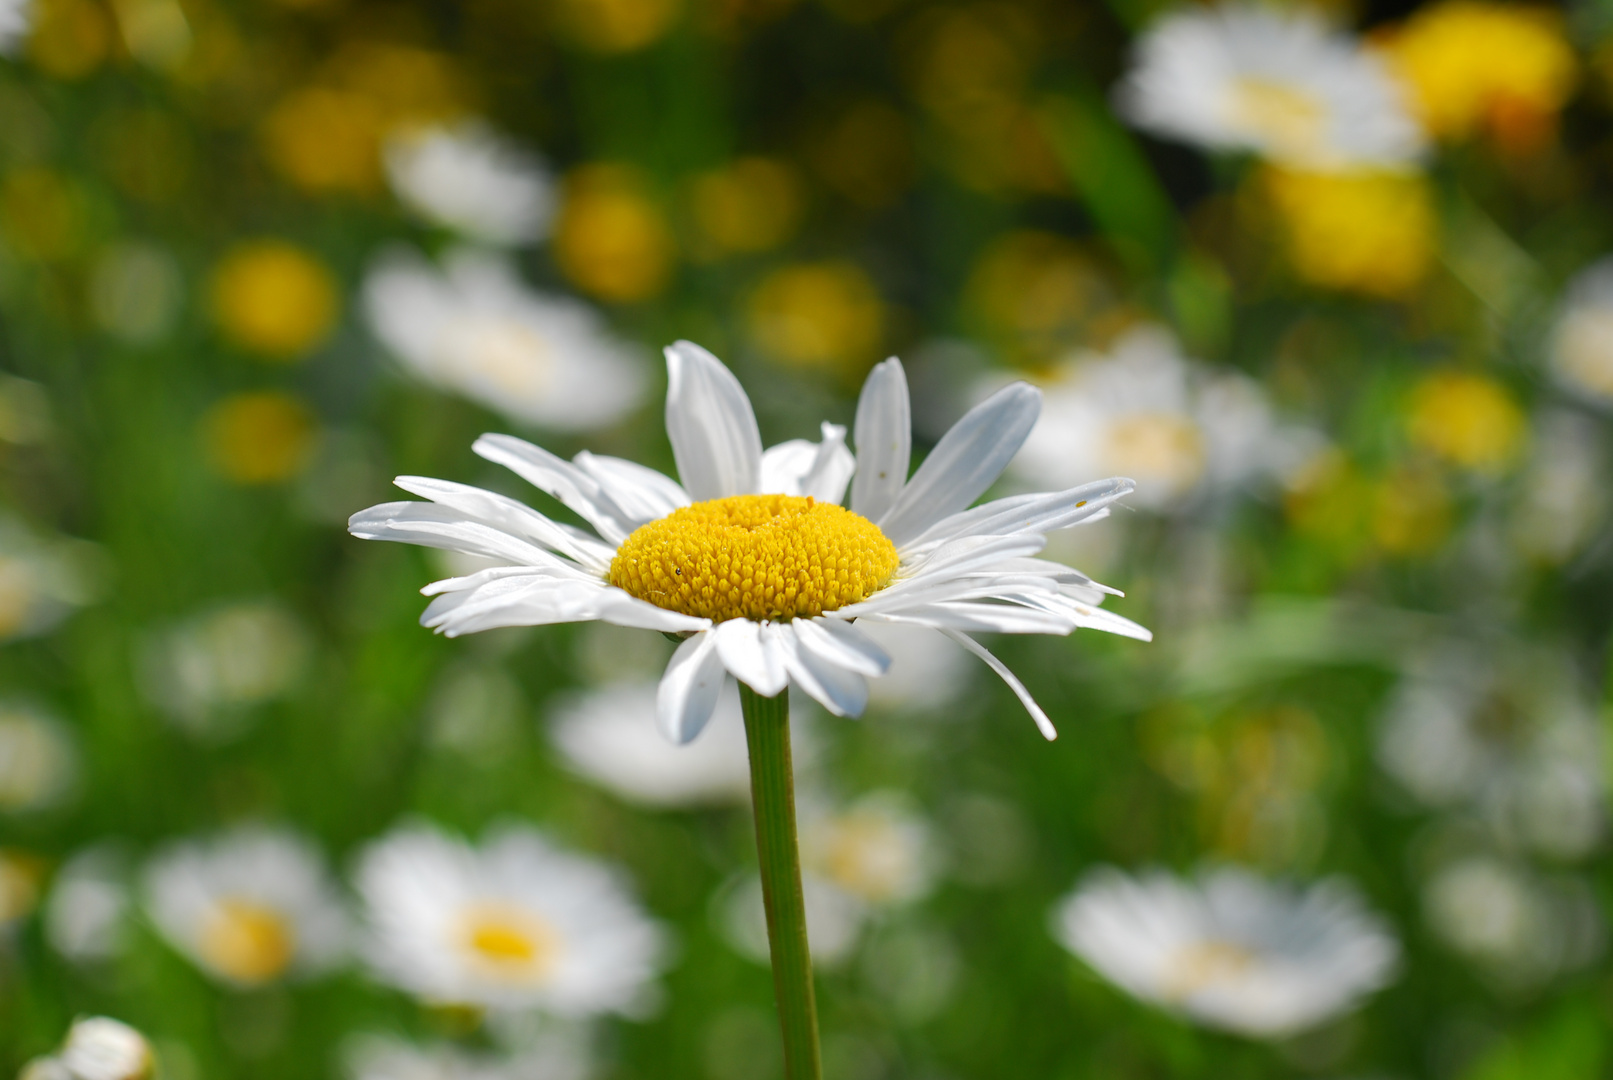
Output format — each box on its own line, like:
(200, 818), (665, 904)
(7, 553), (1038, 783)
(1376, 644), (1605, 860)
(549, 679), (753, 808)
(142, 824), (349, 988)
(1551, 257), (1613, 406)
(0, 705), (77, 812)
(344, 1030), (590, 1080)
(354, 821), (668, 1016)
(46, 844), (131, 963)
(58, 1017), (155, 1080)
(0, 515), (102, 642)
(1423, 855), (1604, 986)
(385, 121), (556, 247)
(1508, 410), (1606, 564)
(0, 0), (31, 56)
(363, 247), (646, 431)
(1007, 325), (1321, 512)
(720, 792), (937, 967)
(90, 242), (184, 345)
(1116, 3), (1424, 170)
(1052, 865), (1399, 1038)
(138, 600), (309, 738)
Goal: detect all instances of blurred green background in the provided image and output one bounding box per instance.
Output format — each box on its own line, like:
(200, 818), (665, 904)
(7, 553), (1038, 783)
(1, 0), (1612, 1076)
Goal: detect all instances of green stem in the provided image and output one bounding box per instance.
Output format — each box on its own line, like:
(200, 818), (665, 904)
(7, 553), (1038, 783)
(739, 684), (822, 1080)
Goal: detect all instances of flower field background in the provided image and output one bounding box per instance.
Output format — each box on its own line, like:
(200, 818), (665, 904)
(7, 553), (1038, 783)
(1, 0), (1612, 1077)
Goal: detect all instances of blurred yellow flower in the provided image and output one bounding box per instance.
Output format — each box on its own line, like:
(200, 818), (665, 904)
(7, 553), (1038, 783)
(554, 164), (675, 303)
(210, 241), (339, 360)
(201, 392), (319, 485)
(1371, 462), (1452, 556)
(261, 89), (388, 195)
(1406, 370), (1524, 472)
(261, 44), (466, 196)
(551, 0), (681, 53)
(0, 168), (89, 262)
(688, 157), (803, 257)
(109, 0), (193, 72)
(1265, 168), (1434, 298)
(1284, 449), (1373, 554)
(29, 0), (112, 80)
(0, 849), (43, 927)
(1381, 1), (1575, 153)
(965, 231), (1118, 362)
(747, 260), (883, 375)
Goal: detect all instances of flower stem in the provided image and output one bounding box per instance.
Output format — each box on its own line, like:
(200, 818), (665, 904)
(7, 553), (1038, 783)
(739, 684), (822, 1080)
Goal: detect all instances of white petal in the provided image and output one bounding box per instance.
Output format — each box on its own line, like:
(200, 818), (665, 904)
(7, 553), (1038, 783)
(905, 477), (1136, 551)
(571, 451), (691, 523)
(878, 383), (1042, 548)
(939, 628), (1058, 740)
(851, 357), (911, 522)
(656, 631), (727, 744)
(349, 501), (560, 567)
(713, 619), (789, 697)
(473, 434), (638, 543)
(664, 341), (762, 501)
(760, 440), (821, 496)
(792, 617), (891, 677)
(391, 475), (614, 570)
(775, 624), (869, 717)
(760, 423), (855, 504)
(870, 602), (1074, 635)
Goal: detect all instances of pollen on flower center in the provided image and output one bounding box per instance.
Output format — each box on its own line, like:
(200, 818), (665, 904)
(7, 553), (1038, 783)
(198, 899), (296, 984)
(462, 905), (560, 978)
(608, 493), (900, 622)
(1161, 940), (1256, 1000)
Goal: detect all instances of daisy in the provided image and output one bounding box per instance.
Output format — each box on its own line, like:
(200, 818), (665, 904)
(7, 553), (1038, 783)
(0, 0), (31, 57)
(384, 121), (556, 247)
(344, 1030), (589, 1080)
(23, 1017), (155, 1080)
(0, 705), (77, 813)
(1116, 3), (1424, 171)
(138, 600), (309, 738)
(1550, 257), (1613, 406)
(362, 247), (646, 432)
(1006, 325), (1319, 513)
(548, 679), (755, 808)
(353, 821), (667, 1016)
(0, 514), (100, 644)
(1053, 866), (1399, 1037)
(142, 824), (348, 988)
(349, 341), (1148, 742)
(46, 844), (132, 963)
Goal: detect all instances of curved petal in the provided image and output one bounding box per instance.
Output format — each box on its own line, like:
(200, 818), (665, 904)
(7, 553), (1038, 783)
(760, 423), (854, 504)
(391, 475), (615, 571)
(851, 357), (911, 522)
(904, 477), (1136, 551)
(877, 382), (1042, 549)
(713, 618), (789, 697)
(349, 501), (561, 567)
(665, 341), (762, 501)
(571, 451), (691, 523)
(792, 617), (891, 677)
(775, 623), (869, 717)
(938, 628), (1058, 740)
(473, 434), (639, 544)
(656, 631), (727, 744)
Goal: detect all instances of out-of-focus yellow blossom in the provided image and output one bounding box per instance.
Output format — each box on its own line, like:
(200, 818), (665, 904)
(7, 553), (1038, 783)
(688, 158), (803, 257)
(0, 849), (44, 927)
(109, 0), (192, 72)
(201, 392), (319, 485)
(1371, 463), (1453, 556)
(747, 260), (883, 375)
(29, 0), (112, 80)
(0, 169), (90, 262)
(261, 44), (466, 196)
(261, 89), (387, 195)
(1264, 168), (1434, 298)
(965, 231), (1118, 363)
(1284, 449), (1373, 554)
(210, 241), (339, 360)
(554, 164), (675, 303)
(1406, 370), (1524, 473)
(1381, 1), (1575, 154)
(551, 0), (681, 53)
(807, 98), (916, 209)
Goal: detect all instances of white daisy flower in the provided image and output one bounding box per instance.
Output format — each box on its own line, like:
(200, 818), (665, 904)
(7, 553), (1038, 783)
(46, 844), (132, 963)
(721, 791), (937, 967)
(0, 0), (32, 57)
(57, 1017), (155, 1080)
(1550, 257), (1613, 406)
(353, 821), (667, 1016)
(142, 824), (349, 988)
(1007, 325), (1320, 513)
(362, 247), (646, 432)
(1052, 865), (1400, 1038)
(0, 705), (77, 813)
(548, 679), (754, 808)
(1509, 410), (1606, 565)
(384, 121), (556, 247)
(1116, 3), (1424, 171)
(138, 600), (309, 738)
(349, 341), (1149, 742)
(344, 1030), (589, 1080)
(0, 514), (101, 643)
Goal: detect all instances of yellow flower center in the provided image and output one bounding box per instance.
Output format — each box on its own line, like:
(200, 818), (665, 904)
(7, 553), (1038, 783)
(461, 905), (560, 981)
(1105, 412), (1206, 496)
(609, 494), (900, 623)
(198, 899), (295, 984)
(1225, 77), (1325, 157)
(1161, 940), (1257, 1001)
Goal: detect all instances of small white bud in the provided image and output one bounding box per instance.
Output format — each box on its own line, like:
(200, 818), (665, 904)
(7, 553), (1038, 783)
(58, 1017), (155, 1080)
